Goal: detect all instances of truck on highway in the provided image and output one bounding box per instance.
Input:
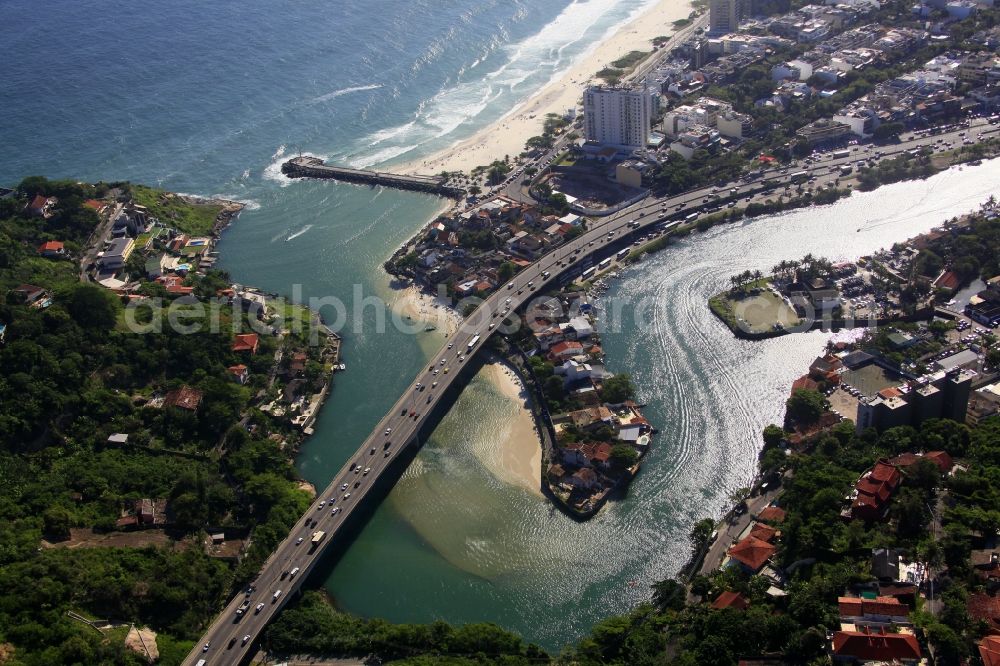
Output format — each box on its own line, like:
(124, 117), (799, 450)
(467, 334), (481, 351)
(235, 598), (252, 618)
(309, 531), (326, 551)
(839, 165), (853, 176)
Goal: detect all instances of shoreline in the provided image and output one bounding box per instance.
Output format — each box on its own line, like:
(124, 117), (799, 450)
(393, 0), (694, 176)
(484, 362), (545, 498)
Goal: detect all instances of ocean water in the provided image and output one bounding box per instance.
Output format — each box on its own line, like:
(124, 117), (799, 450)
(5, 0), (1000, 652)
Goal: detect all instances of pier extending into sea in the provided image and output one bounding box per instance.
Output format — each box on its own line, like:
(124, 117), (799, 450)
(282, 156), (466, 197)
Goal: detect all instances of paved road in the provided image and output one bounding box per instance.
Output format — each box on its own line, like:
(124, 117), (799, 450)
(79, 202), (121, 282)
(184, 120), (997, 665)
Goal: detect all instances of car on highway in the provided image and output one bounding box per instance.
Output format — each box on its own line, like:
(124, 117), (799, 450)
(343, 493), (351, 500)
(272, 590), (282, 602)
(385, 428), (391, 435)
(296, 536), (304, 545)
(203, 642), (210, 653)
(363, 467), (371, 475)
(242, 635), (251, 646)
(341, 483), (348, 490)
(255, 602), (264, 614)
(331, 506), (341, 515)
(317, 501), (325, 509)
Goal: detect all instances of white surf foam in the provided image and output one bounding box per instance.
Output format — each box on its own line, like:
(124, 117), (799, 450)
(261, 149), (330, 187)
(348, 0), (660, 168)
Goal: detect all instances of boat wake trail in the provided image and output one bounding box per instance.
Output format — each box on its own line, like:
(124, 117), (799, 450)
(312, 84), (384, 104)
(285, 224), (314, 241)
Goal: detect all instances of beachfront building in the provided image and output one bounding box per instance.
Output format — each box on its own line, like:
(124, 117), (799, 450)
(583, 86), (651, 152)
(710, 0), (745, 35)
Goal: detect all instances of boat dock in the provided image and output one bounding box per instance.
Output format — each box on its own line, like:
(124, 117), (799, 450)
(281, 156), (466, 198)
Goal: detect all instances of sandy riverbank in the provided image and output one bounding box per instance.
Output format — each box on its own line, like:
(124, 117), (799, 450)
(389, 284), (461, 337)
(483, 362), (544, 497)
(395, 0), (694, 176)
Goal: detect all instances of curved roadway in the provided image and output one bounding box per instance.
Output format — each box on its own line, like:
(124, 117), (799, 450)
(185, 117), (998, 665)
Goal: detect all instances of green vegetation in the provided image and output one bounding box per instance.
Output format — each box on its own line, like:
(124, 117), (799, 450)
(128, 184), (224, 236)
(595, 51), (648, 85)
(610, 50), (648, 71)
(0, 178), (314, 663)
(709, 277), (799, 336)
(914, 196), (1000, 284)
(857, 154), (938, 191)
(267, 591), (547, 665)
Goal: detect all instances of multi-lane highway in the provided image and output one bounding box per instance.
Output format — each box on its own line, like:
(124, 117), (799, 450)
(185, 118), (998, 665)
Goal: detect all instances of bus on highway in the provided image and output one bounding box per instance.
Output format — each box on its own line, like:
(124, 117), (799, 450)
(685, 212), (699, 223)
(581, 266), (597, 280)
(467, 334), (481, 351)
(616, 248), (630, 261)
(790, 171), (809, 183)
(597, 257), (612, 270)
(832, 149), (850, 159)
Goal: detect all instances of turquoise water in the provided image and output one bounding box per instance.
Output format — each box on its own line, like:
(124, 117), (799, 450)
(4, 0), (1000, 651)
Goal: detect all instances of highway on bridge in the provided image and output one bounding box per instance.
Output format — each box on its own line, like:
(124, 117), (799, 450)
(185, 118), (997, 665)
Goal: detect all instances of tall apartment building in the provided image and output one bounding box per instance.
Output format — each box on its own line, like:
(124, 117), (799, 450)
(583, 86), (651, 151)
(856, 368), (974, 434)
(710, 0), (744, 35)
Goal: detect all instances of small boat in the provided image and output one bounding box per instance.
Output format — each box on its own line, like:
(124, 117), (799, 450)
(425, 325), (436, 332)
(338, 363), (346, 371)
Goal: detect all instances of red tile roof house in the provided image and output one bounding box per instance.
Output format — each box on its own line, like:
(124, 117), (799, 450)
(749, 522), (779, 543)
(757, 506), (787, 523)
(968, 592), (1000, 633)
(838, 595), (911, 625)
(25, 194), (56, 218)
(227, 364), (250, 385)
(568, 467), (599, 489)
(850, 460), (901, 522)
(888, 450), (953, 474)
(37, 240), (65, 257)
(547, 340), (584, 362)
(232, 333), (259, 354)
(980, 635), (1000, 666)
(830, 628), (921, 664)
(11, 283), (47, 305)
(712, 591), (750, 610)
(728, 535), (777, 574)
(163, 386), (204, 411)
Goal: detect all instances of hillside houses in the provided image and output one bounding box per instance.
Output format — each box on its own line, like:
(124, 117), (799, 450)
(392, 195), (584, 299)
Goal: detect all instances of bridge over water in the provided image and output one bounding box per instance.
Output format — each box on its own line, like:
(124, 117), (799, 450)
(184, 120), (995, 665)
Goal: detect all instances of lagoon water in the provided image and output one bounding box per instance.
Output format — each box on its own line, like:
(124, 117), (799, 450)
(3, 0), (1000, 650)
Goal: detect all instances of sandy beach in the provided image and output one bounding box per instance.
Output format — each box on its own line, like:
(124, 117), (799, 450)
(387, 284), (462, 338)
(396, 0), (693, 176)
(483, 363), (544, 497)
